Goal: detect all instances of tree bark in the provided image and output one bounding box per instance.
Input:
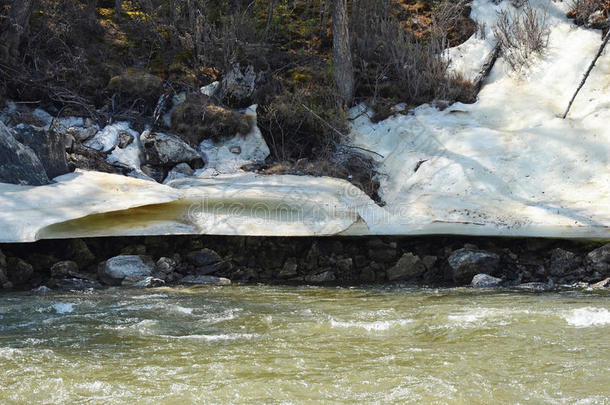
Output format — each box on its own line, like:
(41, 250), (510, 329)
(562, 28), (610, 119)
(0, 0), (35, 63)
(332, 0), (354, 106)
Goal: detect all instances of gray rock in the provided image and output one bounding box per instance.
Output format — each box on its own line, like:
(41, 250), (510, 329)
(155, 257), (177, 274)
(12, 124), (70, 179)
(66, 126), (98, 143)
(54, 278), (102, 290)
(194, 261), (228, 275)
(68, 143), (123, 174)
(278, 257), (298, 279)
(140, 164), (166, 183)
(516, 281), (554, 292)
(130, 276), (165, 288)
(549, 248), (581, 276)
(118, 131), (134, 149)
(163, 162), (195, 183)
(221, 63), (266, 106)
(65, 239), (96, 268)
(180, 275), (231, 285)
(471, 273), (502, 288)
(387, 253), (426, 281)
(141, 131), (204, 169)
(447, 248), (500, 285)
(186, 249), (221, 267)
(32, 285), (53, 294)
(0, 121), (50, 185)
(50, 260), (79, 278)
(305, 270), (336, 283)
(98, 255), (154, 286)
(7, 257), (34, 284)
(0, 249), (7, 285)
(585, 243), (610, 275)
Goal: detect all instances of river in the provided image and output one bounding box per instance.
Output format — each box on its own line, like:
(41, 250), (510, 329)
(1, 286), (609, 404)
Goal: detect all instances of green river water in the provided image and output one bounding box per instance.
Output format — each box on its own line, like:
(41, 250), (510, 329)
(0, 285), (609, 404)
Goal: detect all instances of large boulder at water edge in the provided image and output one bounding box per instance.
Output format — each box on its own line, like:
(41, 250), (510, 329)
(140, 131), (204, 169)
(387, 253), (426, 281)
(98, 255), (154, 286)
(446, 248), (501, 285)
(471, 273), (502, 288)
(585, 243), (610, 276)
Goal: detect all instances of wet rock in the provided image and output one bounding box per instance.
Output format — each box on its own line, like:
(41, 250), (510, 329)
(65, 239), (96, 268)
(549, 248), (581, 276)
(155, 257), (177, 275)
(141, 131), (204, 169)
(98, 255), (154, 286)
(278, 257), (298, 279)
(50, 260), (79, 278)
(0, 121), (50, 185)
(12, 124), (70, 179)
(7, 257), (34, 285)
(585, 243), (610, 275)
(515, 281), (554, 292)
(592, 277), (610, 288)
(0, 249), (7, 285)
(194, 261), (229, 276)
(471, 273), (502, 288)
(140, 164), (166, 182)
(54, 278), (102, 290)
(130, 276), (165, 288)
(180, 275), (231, 285)
(186, 249), (222, 267)
(387, 253), (426, 281)
(305, 270), (336, 283)
(447, 248), (500, 285)
(32, 285), (53, 294)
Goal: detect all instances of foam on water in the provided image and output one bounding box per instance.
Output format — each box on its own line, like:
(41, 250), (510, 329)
(329, 319), (413, 332)
(564, 308), (610, 327)
(52, 303), (74, 314)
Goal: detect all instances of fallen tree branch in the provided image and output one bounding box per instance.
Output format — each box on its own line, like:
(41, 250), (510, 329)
(472, 43), (501, 96)
(562, 28), (610, 119)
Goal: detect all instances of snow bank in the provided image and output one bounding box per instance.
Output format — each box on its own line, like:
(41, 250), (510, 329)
(0, 0), (609, 242)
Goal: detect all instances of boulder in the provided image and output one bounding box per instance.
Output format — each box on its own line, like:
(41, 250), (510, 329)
(447, 248), (500, 285)
(54, 278), (102, 290)
(549, 248), (581, 276)
(155, 257), (177, 275)
(0, 121), (50, 185)
(221, 63), (267, 107)
(0, 249), (7, 285)
(50, 260), (79, 278)
(180, 275), (231, 285)
(305, 270), (336, 283)
(141, 131), (204, 169)
(186, 249), (222, 267)
(7, 257), (34, 284)
(68, 143), (123, 174)
(12, 124), (70, 179)
(98, 255), (154, 286)
(471, 273), (502, 288)
(163, 162), (195, 184)
(585, 243), (610, 275)
(65, 239), (96, 268)
(278, 257), (298, 279)
(387, 253), (426, 281)
(194, 261), (229, 276)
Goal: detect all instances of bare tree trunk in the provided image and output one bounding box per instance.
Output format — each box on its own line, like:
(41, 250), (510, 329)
(562, 28), (610, 119)
(115, 0), (122, 19)
(0, 0), (35, 63)
(332, 0), (354, 106)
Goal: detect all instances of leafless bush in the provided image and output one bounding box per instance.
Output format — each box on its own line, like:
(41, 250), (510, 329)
(566, 0), (606, 26)
(493, 2), (550, 71)
(350, 0), (471, 105)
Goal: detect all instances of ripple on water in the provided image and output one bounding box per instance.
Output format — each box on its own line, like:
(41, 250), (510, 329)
(329, 318), (413, 332)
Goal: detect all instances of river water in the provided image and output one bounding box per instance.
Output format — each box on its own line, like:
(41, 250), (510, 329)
(0, 285), (609, 404)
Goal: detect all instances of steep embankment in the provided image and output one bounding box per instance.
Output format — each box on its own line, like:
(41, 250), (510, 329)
(1, 0), (609, 242)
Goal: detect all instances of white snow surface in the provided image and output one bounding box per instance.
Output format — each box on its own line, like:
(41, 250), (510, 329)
(0, 0), (609, 241)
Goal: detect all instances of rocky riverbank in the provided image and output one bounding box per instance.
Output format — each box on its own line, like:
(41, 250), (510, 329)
(0, 236), (609, 292)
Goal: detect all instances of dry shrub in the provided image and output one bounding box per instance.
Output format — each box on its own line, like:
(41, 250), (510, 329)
(350, 0), (472, 107)
(567, 0), (607, 25)
(258, 84), (347, 162)
(170, 93), (252, 146)
(493, 1), (550, 71)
